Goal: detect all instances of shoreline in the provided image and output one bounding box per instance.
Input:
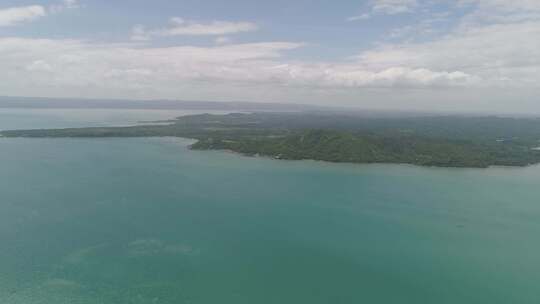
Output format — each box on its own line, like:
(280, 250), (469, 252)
(1, 134), (538, 170)
(187, 141), (536, 170)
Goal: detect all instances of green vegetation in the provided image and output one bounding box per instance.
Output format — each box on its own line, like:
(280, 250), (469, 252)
(2, 112), (540, 168)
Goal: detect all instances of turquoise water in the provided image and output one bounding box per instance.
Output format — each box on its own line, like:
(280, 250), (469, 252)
(1, 110), (540, 303)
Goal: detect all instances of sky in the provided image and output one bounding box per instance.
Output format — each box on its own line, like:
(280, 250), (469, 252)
(0, 0), (539, 113)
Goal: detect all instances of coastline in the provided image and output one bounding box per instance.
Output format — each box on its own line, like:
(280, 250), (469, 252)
(187, 140), (537, 169)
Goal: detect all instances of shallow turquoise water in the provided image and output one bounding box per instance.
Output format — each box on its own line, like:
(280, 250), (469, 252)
(1, 110), (540, 303)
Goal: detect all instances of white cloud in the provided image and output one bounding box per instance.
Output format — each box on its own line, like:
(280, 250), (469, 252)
(354, 0), (540, 88)
(459, 0), (540, 12)
(63, 0), (81, 9)
(348, 0), (418, 21)
(347, 14), (371, 22)
(0, 38), (306, 95)
(457, 0), (540, 27)
(0, 32), (536, 111)
(130, 25), (149, 41)
(387, 16), (446, 40)
(1, 0), (539, 112)
(0, 36), (476, 102)
(372, 0), (418, 15)
(215, 36), (232, 45)
(266, 64), (477, 88)
(0, 5), (46, 27)
(0, 1), (80, 27)
(26, 60), (53, 72)
(49, 0), (81, 13)
(131, 17), (258, 41)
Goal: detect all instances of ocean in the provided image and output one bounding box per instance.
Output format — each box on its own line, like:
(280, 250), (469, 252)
(1, 109), (539, 303)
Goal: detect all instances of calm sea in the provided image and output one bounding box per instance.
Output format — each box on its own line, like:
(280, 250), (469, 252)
(1, 109), (539, 303)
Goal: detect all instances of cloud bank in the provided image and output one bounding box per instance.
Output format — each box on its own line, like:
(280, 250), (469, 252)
(0, 5), (46, 26)
(131, 18), (258, 41)
(0, 1), (539, 112)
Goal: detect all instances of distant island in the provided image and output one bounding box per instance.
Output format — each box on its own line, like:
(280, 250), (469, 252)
(2, 112), (540, 168)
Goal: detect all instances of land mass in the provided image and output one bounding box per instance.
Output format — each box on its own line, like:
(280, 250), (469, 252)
(2, 112), (540, 168)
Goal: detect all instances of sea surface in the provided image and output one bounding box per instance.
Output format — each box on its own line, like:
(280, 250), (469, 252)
(1, 109), (540, 304)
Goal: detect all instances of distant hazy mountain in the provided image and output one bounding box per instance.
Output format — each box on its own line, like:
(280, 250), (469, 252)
(0, 96), (330, 112)
(0, 96), (441, 118)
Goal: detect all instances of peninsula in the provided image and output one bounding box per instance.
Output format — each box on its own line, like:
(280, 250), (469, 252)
(2, 112), (540, 168)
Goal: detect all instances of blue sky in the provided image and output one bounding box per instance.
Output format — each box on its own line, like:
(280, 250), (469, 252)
(0, 0), (539, 113)
(0, 0), (418, 58)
